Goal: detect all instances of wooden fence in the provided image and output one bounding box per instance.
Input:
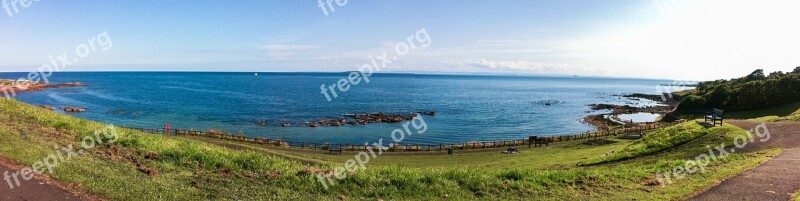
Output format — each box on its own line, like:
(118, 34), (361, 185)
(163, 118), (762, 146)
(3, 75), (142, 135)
(119, 119), (687, 152)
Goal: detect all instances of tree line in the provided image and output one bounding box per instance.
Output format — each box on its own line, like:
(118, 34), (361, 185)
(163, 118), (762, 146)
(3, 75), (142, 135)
(677, 67), (800, 111)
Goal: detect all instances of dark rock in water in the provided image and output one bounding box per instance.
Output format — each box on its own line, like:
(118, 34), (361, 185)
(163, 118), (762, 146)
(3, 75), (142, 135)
(418, 111), (436, 116)
(61, 106), (86, 112)
(278, 111), (436, 128)
(39, 105), (55, 110)
(617, 93), (677, 103)
(588, 104), (639, 114)
(589, 104), (633, 111)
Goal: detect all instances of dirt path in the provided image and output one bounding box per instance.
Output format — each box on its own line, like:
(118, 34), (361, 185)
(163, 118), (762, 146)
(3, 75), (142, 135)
(689, 120), (800, 201)
(724, 120), (800, 152)
(0, 157), (87, 201)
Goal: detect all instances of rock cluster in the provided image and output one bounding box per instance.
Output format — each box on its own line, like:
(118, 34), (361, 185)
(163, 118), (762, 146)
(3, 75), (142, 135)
(344, 113), (416, 123)
(263, 111), (436, 127)
(589, 104), (636, 113)
(61, 106), (86, 112)
(617, 93), (679, 103)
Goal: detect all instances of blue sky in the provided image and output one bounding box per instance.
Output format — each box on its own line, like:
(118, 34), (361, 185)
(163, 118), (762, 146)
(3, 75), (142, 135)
(1, 0), (799, 80)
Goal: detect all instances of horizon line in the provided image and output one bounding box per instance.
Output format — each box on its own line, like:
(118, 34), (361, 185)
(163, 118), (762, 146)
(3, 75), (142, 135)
(0, 70), (687, 81)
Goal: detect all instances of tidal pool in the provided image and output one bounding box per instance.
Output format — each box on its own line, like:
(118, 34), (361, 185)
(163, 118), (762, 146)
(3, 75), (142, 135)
(617, 112), (660, 123)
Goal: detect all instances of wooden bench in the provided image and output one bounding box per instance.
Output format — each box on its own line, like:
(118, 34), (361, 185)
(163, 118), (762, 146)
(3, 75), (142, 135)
(505, 147), (519, 154)
(704, 108), (724, 126)
(537, 138), (549, 147)
(328, 149), (343, 155)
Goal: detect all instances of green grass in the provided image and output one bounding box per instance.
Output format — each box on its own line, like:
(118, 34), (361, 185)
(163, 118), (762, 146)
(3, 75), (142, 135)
(183, 135), (632, 169)
(727, 101), (800, 122)
(0, 98), (781, 200)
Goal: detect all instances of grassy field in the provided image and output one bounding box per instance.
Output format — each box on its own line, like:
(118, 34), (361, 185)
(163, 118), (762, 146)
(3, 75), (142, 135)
(0, 98), (781, 200)
(181, 135), (631, 169)
(727, 101), (800, 122)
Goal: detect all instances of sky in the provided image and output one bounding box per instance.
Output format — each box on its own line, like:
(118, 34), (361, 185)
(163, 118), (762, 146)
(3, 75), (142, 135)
(1, 0), (799, 81)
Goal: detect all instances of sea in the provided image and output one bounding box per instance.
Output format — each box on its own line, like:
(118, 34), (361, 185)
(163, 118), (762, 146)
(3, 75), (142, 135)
(1, 72), (671, 145)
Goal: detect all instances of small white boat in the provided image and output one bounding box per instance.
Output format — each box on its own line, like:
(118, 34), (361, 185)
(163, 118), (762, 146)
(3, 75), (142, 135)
(254, 73), (258, 76)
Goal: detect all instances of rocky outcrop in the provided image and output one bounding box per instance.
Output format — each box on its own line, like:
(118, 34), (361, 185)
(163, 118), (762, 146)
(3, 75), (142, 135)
(589, 103), (673, 115)
(589, 104), (636, 114)
(39, 105), (55, 110)
(277, 111), (436, 128)
(61, 106), (86, 112)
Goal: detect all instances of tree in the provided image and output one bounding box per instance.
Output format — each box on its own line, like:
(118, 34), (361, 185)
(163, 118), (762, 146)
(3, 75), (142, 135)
(768, 71), (784, 78)
(745, 69), (765, 81)
(793, 66), (800, 74)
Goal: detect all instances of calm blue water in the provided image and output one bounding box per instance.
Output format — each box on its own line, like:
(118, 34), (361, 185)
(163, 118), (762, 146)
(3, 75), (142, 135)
(1, 72), (668, 144)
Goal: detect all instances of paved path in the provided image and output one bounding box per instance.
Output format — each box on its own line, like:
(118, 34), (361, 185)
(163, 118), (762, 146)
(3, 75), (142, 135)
(689, 120), (800, 201)
(0, 157), (85, 201)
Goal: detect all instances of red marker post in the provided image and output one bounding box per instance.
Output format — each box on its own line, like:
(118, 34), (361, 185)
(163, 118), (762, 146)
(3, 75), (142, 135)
(166, 123), (171, 135)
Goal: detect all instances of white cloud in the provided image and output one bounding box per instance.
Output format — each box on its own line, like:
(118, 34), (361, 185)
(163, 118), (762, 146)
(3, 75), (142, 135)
(251, 1), (800, 80)
(445, 59), (603, 75)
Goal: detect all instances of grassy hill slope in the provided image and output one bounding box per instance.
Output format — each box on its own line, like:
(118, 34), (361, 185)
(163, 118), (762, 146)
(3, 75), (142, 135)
(0, 99), (780, 200)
